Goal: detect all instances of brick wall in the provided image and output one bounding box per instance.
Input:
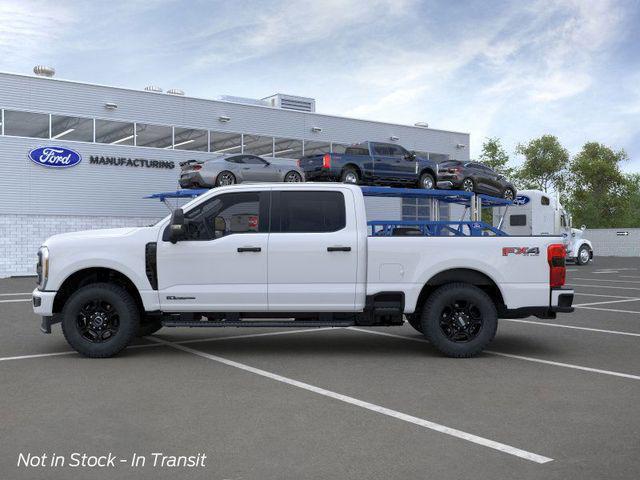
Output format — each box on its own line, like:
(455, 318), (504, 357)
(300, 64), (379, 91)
(0, 214), (161, 277)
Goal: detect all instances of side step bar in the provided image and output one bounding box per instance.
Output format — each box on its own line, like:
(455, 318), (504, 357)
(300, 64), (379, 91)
(161, 320), (356, 328)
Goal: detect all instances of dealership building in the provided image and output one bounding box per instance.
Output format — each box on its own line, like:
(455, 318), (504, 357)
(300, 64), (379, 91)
(0, 69), (471, 277)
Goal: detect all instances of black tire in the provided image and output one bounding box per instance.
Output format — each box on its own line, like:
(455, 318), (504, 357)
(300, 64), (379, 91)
(576, 245), (591, 265)
(284, 171), (303, 182)
(502, 187), (515, 200)
(138, 318), (163, 337)
(61, 283), (140, 358)
(421, 283), (497, 358)
(419, 172), (435, 190)
(461, 178), (475, 192)
(406, 314), (423, 333)
(341, 167), (360, 184)
(215, 171), (236, 186)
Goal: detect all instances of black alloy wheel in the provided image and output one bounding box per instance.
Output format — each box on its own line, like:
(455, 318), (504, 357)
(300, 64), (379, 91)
(77, 299), (120, 343)
(462, 178), (475, 192)
(439, 300), (483, 342)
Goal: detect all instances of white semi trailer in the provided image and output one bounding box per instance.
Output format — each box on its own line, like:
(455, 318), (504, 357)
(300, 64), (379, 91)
(494, 189), (593, 265)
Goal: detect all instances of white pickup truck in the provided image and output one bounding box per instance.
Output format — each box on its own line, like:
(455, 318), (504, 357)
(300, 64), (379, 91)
(33, 183), (574, 358)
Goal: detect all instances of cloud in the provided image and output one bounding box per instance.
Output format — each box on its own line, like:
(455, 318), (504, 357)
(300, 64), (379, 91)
(0, 0), (75, 64)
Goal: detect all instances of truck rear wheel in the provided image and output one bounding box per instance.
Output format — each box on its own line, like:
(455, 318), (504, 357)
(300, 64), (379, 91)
(61, 283), (140, 358)
(421, 283), (497, 358)
(341, 167), (359, 184)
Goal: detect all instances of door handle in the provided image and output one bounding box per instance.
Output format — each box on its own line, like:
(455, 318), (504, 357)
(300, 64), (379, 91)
(237, 247), (261, 252)
(327, 246), (351, 252)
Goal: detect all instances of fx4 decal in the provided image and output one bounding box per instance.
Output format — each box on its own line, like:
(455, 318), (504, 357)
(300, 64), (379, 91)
(502, 247), (540, 256)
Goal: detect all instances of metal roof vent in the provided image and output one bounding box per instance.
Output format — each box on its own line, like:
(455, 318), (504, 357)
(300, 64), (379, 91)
(167, 88), (185, 96)
(33, 65), (55, 77)
(144, 85), (163, 93)
(262, 93), (316, 112)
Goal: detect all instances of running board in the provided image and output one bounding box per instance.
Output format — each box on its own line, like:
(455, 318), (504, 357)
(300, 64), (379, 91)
(161, 320), (355, 328)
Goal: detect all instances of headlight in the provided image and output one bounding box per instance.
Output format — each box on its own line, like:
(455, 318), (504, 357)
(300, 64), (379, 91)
(37, 246), (49, 290)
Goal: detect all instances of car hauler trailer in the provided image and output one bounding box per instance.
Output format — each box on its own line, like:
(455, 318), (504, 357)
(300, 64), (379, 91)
(493, 189), (593, 265)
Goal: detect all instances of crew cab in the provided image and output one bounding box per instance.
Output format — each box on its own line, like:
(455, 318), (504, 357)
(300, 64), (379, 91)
(33, 184), (574, 358)
(298, 142), (440, 189)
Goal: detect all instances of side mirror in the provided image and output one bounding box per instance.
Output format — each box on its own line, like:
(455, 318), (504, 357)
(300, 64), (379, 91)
(169, 208), (185, 244)
(404, 152), (416, 161)
(581, 224), (586, 231)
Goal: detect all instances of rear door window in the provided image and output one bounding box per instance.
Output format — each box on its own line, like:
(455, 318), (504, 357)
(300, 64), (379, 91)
(274, 191), (346, 233)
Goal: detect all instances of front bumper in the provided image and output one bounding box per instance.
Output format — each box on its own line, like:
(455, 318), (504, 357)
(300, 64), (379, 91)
(501, 287), (574, 319)
(32, 288), (58, 333)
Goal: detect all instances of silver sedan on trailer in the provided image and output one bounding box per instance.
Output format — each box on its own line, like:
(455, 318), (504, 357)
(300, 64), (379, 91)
(179, 154), (305, 188)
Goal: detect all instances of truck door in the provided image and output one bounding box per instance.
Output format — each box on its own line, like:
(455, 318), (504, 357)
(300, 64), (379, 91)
(267, 189), (359, 312)
(371, 143), (396, 182)
(156, 191), (270, 312)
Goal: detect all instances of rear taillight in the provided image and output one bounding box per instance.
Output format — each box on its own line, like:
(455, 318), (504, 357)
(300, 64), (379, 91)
(322, 153), (331, 169)
(547, 243), (566, 287)
(193, 165), (202, 171)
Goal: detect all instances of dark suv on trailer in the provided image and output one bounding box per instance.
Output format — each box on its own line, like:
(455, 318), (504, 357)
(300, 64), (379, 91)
(438, 160), (516, 199)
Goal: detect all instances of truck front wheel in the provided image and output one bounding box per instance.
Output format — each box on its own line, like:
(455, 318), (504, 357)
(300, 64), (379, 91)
(576, 245), (591, 265)
(61, 283), (140, 358)
(421, 283), (497, 358)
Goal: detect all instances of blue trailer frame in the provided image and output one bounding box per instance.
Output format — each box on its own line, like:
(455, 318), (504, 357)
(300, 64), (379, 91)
(146, 186), (512, 237)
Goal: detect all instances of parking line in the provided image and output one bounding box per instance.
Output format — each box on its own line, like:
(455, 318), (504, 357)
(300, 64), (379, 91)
(347, 328), (640, 381)
(574, 306), (640, 314)
(501, 319), (640, 337)
(0, 292), (33, 296)
(0, 327), (337, 362)
(574, 292), (640, 299)
(147, 335), (553, 464)
(574, 298), (640, 307)
(0, 298), (31, 303)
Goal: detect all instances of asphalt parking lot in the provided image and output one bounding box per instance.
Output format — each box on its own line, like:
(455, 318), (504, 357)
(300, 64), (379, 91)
(1, 257), (639, 480)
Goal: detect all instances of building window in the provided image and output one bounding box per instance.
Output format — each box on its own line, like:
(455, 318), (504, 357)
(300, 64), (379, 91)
(51, 114), (93, 142)
(303, 140), (330, 156)
(210, 131), (243, 154)
(135, 123), (172, 149)
(95, 119), (134, 145)
(3, 110), (49, 138)
(173, 127), (208, 151)
(243, 134), (274, 156)
(273, 137), (303, 158)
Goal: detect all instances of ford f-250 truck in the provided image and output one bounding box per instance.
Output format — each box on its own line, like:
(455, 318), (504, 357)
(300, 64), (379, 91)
(33, 184), (574, 358)
(298, 142), (440, 189)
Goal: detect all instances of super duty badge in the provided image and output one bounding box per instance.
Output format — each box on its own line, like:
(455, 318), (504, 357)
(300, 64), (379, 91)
(502, 247), (540, 256)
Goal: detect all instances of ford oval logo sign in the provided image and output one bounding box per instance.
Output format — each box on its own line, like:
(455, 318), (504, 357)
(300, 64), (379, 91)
(28, 146), (82, 168)
(513, 195), (530, 206)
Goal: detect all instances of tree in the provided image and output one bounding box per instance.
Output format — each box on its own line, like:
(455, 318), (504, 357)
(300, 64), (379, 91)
(566, 142), (630, 228)
(515, 135), (569, 192)
(478, 137), (514, 178)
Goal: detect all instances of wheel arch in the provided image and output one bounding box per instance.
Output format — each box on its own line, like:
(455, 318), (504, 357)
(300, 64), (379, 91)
(419, 166), (436, 179)
(342, 163), (362, 178)
(415, 268), (506, 315)
(53, 267), (144, 315)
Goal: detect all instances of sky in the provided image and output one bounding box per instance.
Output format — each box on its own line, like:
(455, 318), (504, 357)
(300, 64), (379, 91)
(1, 0), (639, 171)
